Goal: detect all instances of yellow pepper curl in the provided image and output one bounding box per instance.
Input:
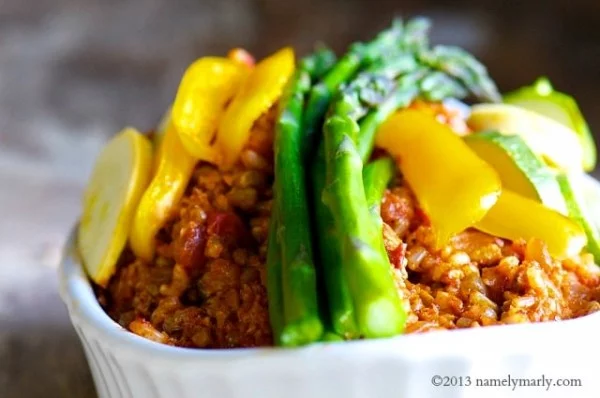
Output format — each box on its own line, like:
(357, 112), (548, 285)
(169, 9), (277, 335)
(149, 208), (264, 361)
(216, 47), (295, 169)
(171, 57), (250, 163)
(376, 108), (502, 248)
(476, 189), (586, 258)
(129, 47), (294, 262)
(129, 122), (197, 261)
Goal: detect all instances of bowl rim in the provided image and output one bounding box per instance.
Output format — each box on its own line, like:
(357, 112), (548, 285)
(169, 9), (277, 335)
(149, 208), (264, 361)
(58, 173), (600, 363)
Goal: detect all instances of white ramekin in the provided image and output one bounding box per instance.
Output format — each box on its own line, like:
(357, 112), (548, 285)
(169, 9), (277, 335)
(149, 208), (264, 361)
(59, 174), (600, 398)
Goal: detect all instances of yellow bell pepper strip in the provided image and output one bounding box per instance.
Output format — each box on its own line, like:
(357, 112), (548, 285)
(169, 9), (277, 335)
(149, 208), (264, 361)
(216, 47), (295, 169)
(78, 127), (153, 287)
(130, 122), (197, 261)
(476, 189), (587, 259)
(375, 108), (502, 249)
(170, 57), (249, 163)
(152, 106), (172, 174)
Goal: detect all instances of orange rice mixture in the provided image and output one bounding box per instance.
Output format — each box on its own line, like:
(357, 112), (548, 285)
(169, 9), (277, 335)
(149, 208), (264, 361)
(96, 106), (600, 348)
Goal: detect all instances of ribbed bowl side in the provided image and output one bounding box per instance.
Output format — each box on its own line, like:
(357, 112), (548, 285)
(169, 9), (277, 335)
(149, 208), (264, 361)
(69, 315), (599, 398)
(60, 172), (600, 398)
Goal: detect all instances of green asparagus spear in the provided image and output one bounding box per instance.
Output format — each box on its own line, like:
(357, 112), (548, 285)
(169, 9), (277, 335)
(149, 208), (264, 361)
(265, 209), (284, 346)
(267, 48), (336, 346)
(363, 53), (419, 79)
(310, 37), (470, 339)
(315, 69), (417, 338)
(302, 18), (429, 150)
(356, 61), (483, 161)
(314, 61), (484, 338)
(328, 57), (425, 132)
(305, 17), (502, 343)
(400, 16), (431, 53)
(308, 53), (418, 339)
(355, 68), (427, 161)
(321, 331), (345, 342)
(299, 46), (337, 82)
(419, 70), (468, 102)
(420, 45), (501, 103)
(363, 157), (396, 217)
(311, 71), (405, 338)
(312, 149), (359, 337)
(363, 156), (397, 260)
(276, 70), (323, 346)
(322, 115), (406, 337)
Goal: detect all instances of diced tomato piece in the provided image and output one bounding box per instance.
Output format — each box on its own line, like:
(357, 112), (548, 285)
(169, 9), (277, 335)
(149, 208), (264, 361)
(415, 206), (431, 226)
(206, 211), (251, 245)
(174, 222), (206, 269)
(227, 48), (255, 67)
(388, 243), (407, 269)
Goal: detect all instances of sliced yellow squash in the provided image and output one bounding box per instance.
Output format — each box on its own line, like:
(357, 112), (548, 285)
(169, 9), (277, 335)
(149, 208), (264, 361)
(556, 172), (600, 263)
(78, 127), (153, 286)
(464, 131), (567, 215)
(504, 77), (597, 171)
(476, 189), (586, 259)
(152, 106), (171, 174)
(130, 122), (197, 261)
(467, 103), (584, 172)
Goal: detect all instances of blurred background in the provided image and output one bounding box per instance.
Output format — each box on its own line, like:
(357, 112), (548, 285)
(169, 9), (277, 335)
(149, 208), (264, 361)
(1, 0), (598, 396)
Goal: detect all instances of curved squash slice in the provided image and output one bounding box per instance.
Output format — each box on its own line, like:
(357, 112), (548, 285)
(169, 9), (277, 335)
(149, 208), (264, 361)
(556, 172), (600, 263)
(464, 131), (568, 215)
(130, 122), (197, 261)
(78, 128), (153, 286)
(467, 103), (584, 172)
(504, 77), (597, 171)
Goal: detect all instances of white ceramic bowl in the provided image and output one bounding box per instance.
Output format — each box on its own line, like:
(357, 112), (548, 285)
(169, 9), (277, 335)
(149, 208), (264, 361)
(59, 174), (600, 398)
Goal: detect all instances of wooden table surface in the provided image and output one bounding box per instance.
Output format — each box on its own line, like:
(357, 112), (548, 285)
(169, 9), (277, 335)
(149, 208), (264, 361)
(1, 1), (599, 397)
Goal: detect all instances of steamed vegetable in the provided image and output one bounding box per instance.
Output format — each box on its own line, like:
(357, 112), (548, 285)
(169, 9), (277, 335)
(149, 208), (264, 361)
(467, 103), (584, 172)
(464, 131), (567, 215)
(476, 189), (587, 259)
(216, 47), (295, 169)
(304, 19), (424, 338)
(322, 114), (407, 337)
(79, 128), (153, 286)
(355, 41), (500, 160)
(375, 108), (502, 249)
(303, 18), (430, 154)
(267, 48), (336, 346)
(504, 77), (596, 171)
(310, 16), (502, 339)
(130, 123), (197, 261)
(354, 69), (425, 161)
(311, 71), (412, 338)
(363, 156), (396, 259)
(363, 157), (396, 216)
(265, 209), (284, 346)
(315, 70), (431, 338)
(419, 45), (501, 103)
(556, 173), (600, 263)
(171, 56), (249, 163)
